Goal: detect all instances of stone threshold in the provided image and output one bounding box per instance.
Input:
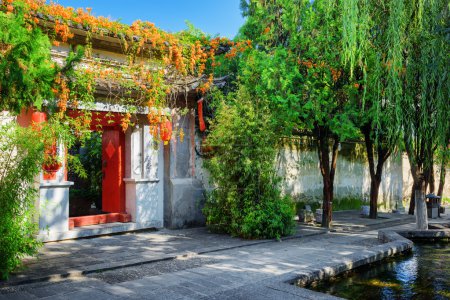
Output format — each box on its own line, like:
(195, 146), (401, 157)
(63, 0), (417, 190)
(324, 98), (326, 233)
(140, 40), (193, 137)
(69, 213), (132, 229)
(37, 221), (161, 243)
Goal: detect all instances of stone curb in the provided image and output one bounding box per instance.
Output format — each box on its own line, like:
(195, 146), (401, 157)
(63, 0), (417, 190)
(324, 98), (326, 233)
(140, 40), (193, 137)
(332, 217), (415, 232)
(229, 230), (414, 300)
(293, 230), (413, 286)
(1, 229), (327, 287)
(260, 227), (450, 299)
(397, 229), (450, 241)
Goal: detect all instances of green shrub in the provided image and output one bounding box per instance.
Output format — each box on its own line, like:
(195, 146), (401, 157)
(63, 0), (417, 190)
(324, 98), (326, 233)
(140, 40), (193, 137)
(0, 124), (44, 279)
(203, 87), (295, 239)
(294, 196), (363, 216)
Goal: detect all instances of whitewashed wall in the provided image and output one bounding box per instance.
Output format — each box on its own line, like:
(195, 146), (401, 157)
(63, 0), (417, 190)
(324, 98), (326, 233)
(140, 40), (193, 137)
(276, 142), (404, 211)
(195, 138), (449, 212)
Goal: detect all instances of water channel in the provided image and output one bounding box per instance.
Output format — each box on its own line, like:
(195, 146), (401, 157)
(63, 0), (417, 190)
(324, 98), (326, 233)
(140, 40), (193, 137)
(303, 242), (449, 299)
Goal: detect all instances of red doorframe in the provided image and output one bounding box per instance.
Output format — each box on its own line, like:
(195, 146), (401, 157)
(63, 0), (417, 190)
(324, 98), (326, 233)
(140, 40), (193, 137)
(18, 108), (131, 227)
(67, 109), (127, 213)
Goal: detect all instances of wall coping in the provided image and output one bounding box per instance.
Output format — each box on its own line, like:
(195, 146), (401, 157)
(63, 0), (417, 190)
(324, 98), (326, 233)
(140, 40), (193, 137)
(40, 181), (74, 188)
(123, 178), (160, 183)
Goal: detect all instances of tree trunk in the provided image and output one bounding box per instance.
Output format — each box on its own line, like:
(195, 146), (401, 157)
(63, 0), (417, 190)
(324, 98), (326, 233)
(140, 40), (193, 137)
(322, 174), (333, 228)
(369, 178), (381, 219)
(316, 126), (339, 229)
(415, 175), (428, 230)
(405, 136), (422, 216)
(429, 164), (435, 194)
(363, 124), (389, 219)
(437, 160), (446, 197)
(423, 156), (434, 194)
(409, 179), (419, 215)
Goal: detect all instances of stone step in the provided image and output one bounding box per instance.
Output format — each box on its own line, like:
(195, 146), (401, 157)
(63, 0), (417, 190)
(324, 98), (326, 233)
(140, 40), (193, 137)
(69, 213), (131, 229)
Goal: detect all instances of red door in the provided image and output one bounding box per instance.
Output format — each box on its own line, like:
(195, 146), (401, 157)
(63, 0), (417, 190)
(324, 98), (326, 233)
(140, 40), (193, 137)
(102, 129), (125, 213)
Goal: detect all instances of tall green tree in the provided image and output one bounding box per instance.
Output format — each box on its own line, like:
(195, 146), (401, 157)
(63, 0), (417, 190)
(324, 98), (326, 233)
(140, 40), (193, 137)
(341, 0), (405, 218)
(238, 0), (357, 228)
(341, 0), (448, 217)
(401, 0), (448, 214)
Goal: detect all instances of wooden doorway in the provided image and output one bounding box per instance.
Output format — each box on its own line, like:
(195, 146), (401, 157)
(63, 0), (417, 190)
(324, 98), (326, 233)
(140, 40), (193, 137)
(102, 128), (126, 213)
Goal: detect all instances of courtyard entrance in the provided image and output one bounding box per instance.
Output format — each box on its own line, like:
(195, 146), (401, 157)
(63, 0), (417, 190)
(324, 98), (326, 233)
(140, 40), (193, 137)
(67, 111), (130, 229)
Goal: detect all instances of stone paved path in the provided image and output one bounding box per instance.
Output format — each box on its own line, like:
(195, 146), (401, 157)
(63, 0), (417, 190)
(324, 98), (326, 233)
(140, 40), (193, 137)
(3, 225), (326, 286)
(1, 230), (382, 299)
(0, 210), (443, 299)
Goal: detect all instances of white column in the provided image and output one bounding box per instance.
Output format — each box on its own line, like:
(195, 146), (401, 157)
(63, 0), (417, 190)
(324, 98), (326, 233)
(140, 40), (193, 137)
(124, 124), (164, 228)
(39, 142), (74, 238)
(39, 181), (74, 234)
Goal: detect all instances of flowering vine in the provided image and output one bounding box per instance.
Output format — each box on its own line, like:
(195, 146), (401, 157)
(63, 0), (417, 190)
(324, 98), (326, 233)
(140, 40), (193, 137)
(2, 0), (252, 142)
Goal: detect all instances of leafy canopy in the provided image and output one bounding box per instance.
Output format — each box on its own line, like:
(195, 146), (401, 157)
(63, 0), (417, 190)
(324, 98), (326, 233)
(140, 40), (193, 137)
(0, 2), (56, 112)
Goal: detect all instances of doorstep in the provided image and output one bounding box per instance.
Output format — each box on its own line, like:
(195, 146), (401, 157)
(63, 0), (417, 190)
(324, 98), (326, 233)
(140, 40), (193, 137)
(37, 221), (161, 243)
(69, 213), (132, 229)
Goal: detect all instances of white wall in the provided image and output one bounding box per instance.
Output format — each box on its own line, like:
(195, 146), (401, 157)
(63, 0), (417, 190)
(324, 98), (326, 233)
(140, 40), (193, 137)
(195, 138), (450, 211)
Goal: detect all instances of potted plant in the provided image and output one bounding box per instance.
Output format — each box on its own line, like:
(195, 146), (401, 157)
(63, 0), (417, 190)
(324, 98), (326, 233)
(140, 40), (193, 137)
(360, 195), (370, 216)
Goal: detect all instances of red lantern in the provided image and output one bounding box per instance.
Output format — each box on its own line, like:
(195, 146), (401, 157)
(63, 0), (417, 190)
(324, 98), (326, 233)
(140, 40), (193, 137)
(160, 118), (172, 145)
(42, 142), (61, 181)
(31, 110), (47, 131)
(42, 162), (62, 180)
(197, 98), (206, 132)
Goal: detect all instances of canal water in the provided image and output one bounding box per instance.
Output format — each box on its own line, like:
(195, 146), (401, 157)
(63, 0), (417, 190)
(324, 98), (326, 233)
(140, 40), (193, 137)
(304, 242), (449, 299)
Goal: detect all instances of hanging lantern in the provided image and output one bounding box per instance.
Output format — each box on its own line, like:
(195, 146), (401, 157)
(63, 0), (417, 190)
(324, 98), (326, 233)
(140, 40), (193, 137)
(160, 118), (172, 145)
(197, 98), (206, 132)
(31, 110), (47, 131)
(42, 141), (61, 181)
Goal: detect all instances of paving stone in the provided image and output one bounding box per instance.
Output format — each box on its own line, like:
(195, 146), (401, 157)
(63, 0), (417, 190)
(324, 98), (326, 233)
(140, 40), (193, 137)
(27, 284), (75, 298)
(2, 211), (440, 299)
(39, 287), (122, 300)
(167, 285), (208, 298)
(118, 277), (163, 292)
(0, 291), (39, 300)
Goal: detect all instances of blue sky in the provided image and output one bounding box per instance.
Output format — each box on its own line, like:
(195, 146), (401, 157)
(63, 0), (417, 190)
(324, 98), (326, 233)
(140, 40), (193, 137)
(54, 0), (245, 38)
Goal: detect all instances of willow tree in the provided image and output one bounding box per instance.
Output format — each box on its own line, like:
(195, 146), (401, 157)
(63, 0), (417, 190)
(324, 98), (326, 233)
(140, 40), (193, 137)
(397, 0), (448, 214)
(342, 0), (448, 215)
(341, 0), (405, 218)
(238, 0), (358, 228)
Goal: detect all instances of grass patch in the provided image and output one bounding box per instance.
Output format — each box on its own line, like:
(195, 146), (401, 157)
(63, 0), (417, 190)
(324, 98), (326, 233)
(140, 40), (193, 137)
(294, 196), (363, 213)
(333, 197), (364, 211)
